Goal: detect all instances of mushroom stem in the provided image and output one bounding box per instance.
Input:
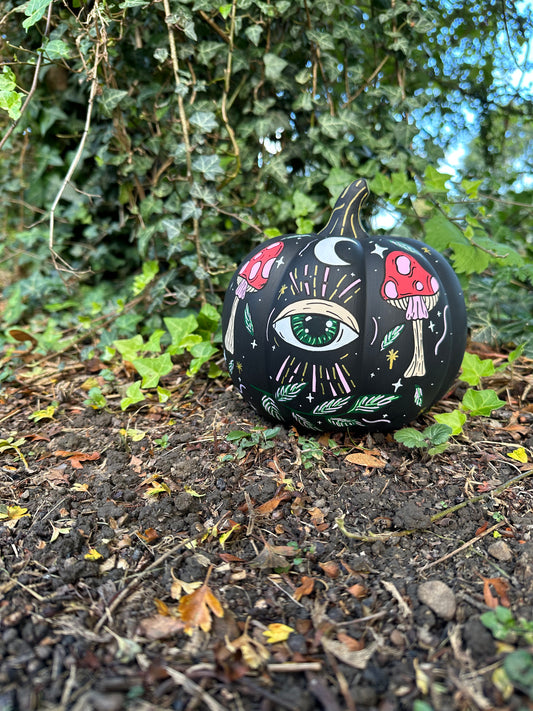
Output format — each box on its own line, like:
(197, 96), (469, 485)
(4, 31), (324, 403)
(404, 319), (425, 378)
(224, 294), (240, 354)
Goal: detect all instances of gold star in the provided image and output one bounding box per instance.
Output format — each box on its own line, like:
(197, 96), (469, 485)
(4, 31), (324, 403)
(386, 349), (399, 369)
(278, 284), (288, 296)
(422, 247), (431, 254)
(236, 361), (243, 372)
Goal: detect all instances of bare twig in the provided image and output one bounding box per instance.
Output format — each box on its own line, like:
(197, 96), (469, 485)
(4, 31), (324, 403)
(419, 521), (505, 572)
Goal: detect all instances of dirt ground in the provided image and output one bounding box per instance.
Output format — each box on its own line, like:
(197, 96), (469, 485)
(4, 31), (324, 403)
(0, 346), (532, 711)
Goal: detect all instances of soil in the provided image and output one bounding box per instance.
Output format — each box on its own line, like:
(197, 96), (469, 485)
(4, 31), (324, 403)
(0, 346), (532, 711)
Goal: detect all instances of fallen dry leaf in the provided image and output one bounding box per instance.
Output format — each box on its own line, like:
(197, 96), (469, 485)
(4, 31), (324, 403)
(319, 560), (340, 578)
(178, 572), (224, 635)
(481, 576), (510, 608)
(255, 491), (291, 516)
(263, 623), (294, 644)
(294, 575), (315, 602)
(54, 450), (101, 469)
(337, 632), (365, 651)
(347, 583), (368, 599)
(226, 631), (270, 669)
(345, 451), (386, 468)
(249, 541), (296, 569)
(321, 637), (378, 669)
(137, 614), (185, 640)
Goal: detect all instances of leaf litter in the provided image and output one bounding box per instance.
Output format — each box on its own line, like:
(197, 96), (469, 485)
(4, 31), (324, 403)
(0, 348), (531, 709)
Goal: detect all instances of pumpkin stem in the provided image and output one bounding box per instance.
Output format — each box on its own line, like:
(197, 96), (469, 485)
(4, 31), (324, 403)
(318, 179), (370, 240)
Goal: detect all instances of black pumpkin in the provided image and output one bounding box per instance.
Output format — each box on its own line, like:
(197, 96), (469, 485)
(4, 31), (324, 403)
(222, 179), (467, 432)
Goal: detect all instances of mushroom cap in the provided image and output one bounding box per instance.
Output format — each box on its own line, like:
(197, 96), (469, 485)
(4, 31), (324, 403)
(381, 251), (439, 301)
(238, 241), (284, 291)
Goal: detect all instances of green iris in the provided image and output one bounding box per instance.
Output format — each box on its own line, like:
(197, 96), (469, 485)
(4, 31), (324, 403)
(290, 314), (340, 347)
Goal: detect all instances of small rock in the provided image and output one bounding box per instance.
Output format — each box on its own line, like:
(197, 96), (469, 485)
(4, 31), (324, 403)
(488, 540), (512, 562)
(417, 580), (456, 620)
(87, 691), (124, 711)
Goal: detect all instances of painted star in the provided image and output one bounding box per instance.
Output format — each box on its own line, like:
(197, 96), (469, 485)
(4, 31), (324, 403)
(279, 284), (288, 296)
(306, 393), (314, 403)
(422, 247), (431, 254)
(428, 321), (435, 332)
(251, 339), (258, 348)
(276, 256), (285, 267)
(392, 378), (403, 392)
(371, 243), (388, 258)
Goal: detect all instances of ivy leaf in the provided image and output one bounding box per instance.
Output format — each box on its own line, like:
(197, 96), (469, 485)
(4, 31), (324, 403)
(424, 213), (465, 253)
(460, 352), (495, 386)
(245, 25), (263, 46)
(22, 0), (53, 30)
(434, 410), (467, 436)
(263, 53), (288, 80)
(0, 67), (22, 120)
(192, 154), (224, 181)
(99, 88), (129, 116)
(114, 334), (144, 361)
(187, 341), (218, 376)
(120, 381), (145, 410)
(189, 111), (218, 133)
(461, 388), (506, 417)
(132, 353), (173, 388)
(41, 39), (70, 60)
(164, 315), (198, 353)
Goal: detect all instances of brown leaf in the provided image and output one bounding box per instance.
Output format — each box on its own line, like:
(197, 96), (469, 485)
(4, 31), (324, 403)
(481, 576), (511, 608)
(309, 507), (326, 526)
(337, 632), (365, 651)
(137, 527), (159, 543)
(319, 560), (340, 578)
(8, 329), (38, 347)
(255, 491), (291, 516)
(294, 575), (315, 602)
(178, 578), (224, 635)
(475, 522), (489, 536)
(137, 614), (185, 640)
(347, 583), (368, 599)
(53, 450), (100, 469)
(249, 541), (295, 569)
(345, 451), (386, 468)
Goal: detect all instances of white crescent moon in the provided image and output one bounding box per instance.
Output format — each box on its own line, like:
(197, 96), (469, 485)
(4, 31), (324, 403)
(314, 237), (355, 266)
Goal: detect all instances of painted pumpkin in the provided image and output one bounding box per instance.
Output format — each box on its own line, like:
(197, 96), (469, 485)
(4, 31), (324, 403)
(222, 179), (467, 432)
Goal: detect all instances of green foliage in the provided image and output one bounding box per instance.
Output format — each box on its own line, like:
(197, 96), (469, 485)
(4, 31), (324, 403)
(481, 606), (533, 645)
(0, 0), (531, 358)
(83, 387), (108, 410)
(224, 426), (281, 460)
(394, 424), (452, 456)
(114, 304), (221, 410)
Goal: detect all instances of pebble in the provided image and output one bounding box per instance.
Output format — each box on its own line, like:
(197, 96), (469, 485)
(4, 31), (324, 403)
(488, 540), (512, 562)
(417, 580), (456, 620)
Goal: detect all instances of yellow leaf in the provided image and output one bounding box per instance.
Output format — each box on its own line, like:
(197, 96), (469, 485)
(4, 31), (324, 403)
(508, 447), (528, 463)
(29, 405), (56, 422)
(70, 482), (89, 492)
(170, 572), (202, 600)
(492, 666), (513, 700)
(144, 481), (171, 497)
(85, 548), (103, 561)
(184, 485), (205, 497)
(0, 505), (30, 521)
(413, 658), (430, 695)
(262, 623), (294, 644)
(120, 428), (146, 442)
(219, 523), (240, 549)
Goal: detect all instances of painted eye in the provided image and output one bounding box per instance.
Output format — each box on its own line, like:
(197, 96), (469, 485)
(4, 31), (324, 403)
(273, 299), (359, 352)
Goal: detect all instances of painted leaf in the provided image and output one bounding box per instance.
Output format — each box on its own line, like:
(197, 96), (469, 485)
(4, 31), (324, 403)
(244, 303), (254, 336)
(275, 382), (307, 402)
(327, 417), (363, 428)
(348, 394), (399, 413)
(313, 396), (351, 415)
(292, 412), (322, 430)
(380, 324), (405, 351)
(414, 386), (423, 407)
(262, 395), (282, 420)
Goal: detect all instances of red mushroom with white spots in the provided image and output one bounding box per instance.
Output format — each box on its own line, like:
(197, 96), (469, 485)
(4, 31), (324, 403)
(224, 241), (284, 354)
(381, 251), (440, 377)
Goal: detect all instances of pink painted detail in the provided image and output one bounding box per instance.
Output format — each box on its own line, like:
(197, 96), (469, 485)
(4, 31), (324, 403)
(384, 280), (398, 299)
(335, 363), (351, 393)
(304, 282), (310, 295)
(276, 355), (290, 382)
(339, 278), (361, 298)
(406, 295), (429, 320)
(312, 364), (317, 392)
(235, 278), (248, 299)
(322, 267), (330, 297)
